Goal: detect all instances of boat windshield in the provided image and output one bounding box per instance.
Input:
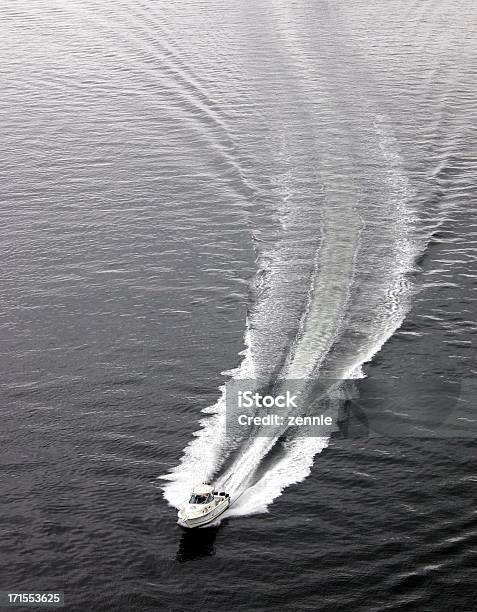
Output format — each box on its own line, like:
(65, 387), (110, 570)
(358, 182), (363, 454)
(189, 493), (212, 504)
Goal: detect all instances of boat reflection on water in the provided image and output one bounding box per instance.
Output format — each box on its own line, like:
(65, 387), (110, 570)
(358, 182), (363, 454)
(176, 525), (220, 563)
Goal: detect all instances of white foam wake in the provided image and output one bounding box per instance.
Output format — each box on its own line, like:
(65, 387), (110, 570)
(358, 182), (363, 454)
(225, 436), (330, 517)
(161, 114), (422, 520)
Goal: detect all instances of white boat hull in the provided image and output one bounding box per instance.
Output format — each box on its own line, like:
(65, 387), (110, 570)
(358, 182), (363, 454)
(178, 497), (229, 529)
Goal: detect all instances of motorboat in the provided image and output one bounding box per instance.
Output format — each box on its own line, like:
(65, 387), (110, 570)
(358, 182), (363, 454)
(177, 483), (230, 528)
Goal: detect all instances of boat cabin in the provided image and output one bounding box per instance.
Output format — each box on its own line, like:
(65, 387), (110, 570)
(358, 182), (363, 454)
(189, 484), (214, 505)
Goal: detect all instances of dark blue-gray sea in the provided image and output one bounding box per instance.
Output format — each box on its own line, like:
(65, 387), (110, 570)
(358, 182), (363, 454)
(1, 1), (476, 610)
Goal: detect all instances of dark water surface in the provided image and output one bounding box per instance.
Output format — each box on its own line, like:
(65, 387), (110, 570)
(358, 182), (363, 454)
(1, 1), (476, 610)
